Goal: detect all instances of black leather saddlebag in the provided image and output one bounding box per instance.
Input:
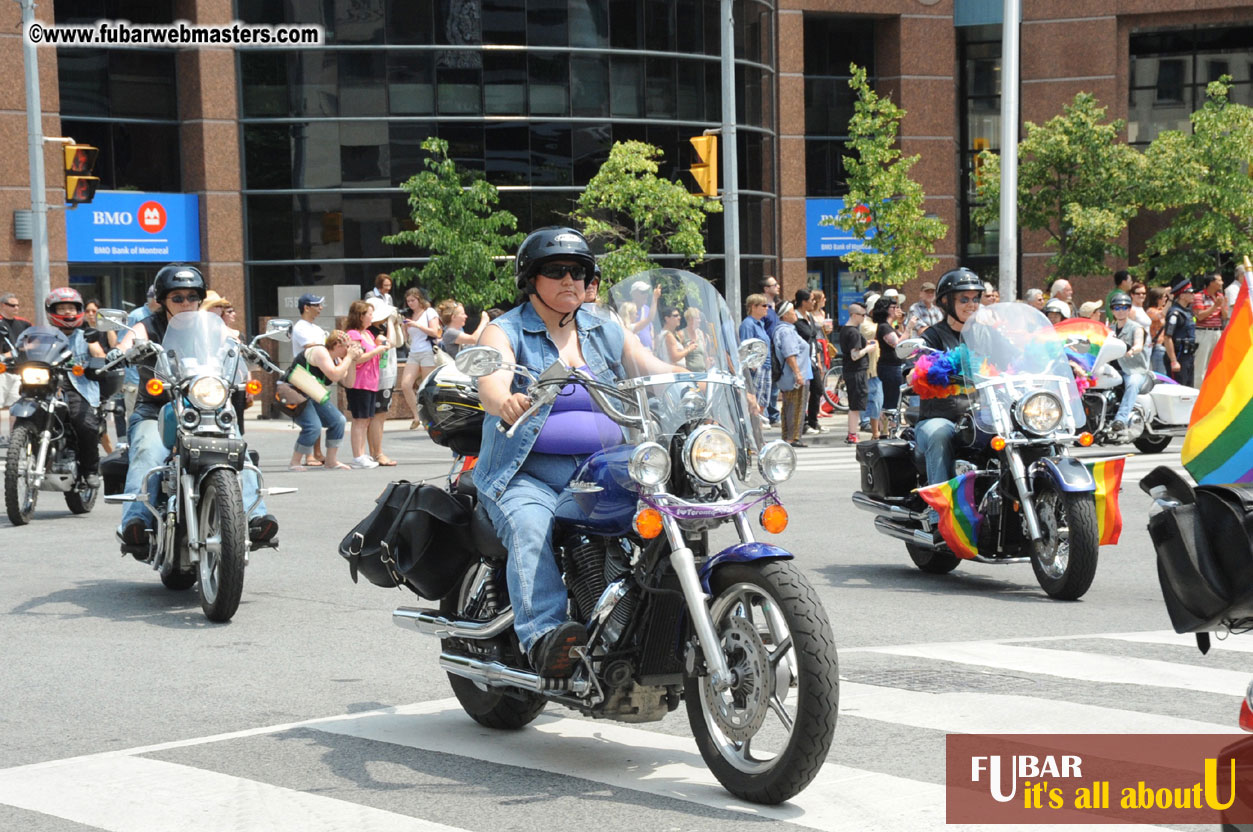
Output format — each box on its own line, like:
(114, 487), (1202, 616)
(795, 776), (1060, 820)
(339, 481), (478, 599)
(101, 447), (129, 496)
(1145, 466), (1253, 634)
(856, 439), (918, 498)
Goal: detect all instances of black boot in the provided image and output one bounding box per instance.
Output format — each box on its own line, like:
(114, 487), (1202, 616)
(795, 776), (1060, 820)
(527, 621), (588, 678)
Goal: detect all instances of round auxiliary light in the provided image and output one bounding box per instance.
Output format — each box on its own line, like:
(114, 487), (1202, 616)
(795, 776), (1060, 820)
(188, 376), (229, 410)
(145, 379), (165, 397)
(758, 440), (797, 485)
(181, 408), (201, 429)
(1016, 391), (1063, 435)
(245, 379), (262, 396)
(990, 436), (1007, 452)
(71, 364), (85, 377)
(634, 507), (664, 539)
(761, 504), (789, 534)
(683, 424), (738, 484)
(628, 442), (671, 487)
(1078, 432), (1095, 447)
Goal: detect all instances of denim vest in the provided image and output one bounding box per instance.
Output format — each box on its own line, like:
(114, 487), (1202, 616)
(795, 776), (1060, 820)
(474, 303), (626, 502)
(66, 327), (100, 407)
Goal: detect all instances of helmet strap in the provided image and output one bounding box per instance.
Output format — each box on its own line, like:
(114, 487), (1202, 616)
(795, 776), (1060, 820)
(528, 283), (577, 329)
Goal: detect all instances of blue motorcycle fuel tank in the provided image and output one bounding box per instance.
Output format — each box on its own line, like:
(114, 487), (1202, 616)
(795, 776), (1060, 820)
(553, 444), (639, 535)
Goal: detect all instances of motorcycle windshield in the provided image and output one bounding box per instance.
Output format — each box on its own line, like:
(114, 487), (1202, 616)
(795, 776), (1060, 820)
(960, 302), (1084, 434)
(601, 269), (762, 486)
(161, 311), (239, 381)
(13, 326), (70, 364)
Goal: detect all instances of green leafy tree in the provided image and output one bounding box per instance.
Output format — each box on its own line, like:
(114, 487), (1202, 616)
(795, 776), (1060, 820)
(820, 65), (947, 286)
(1138, 77), (1253, 278)
(572, 140), (722, 287)
(973, 92), (1145, 279)
(382, 137), (524, 308)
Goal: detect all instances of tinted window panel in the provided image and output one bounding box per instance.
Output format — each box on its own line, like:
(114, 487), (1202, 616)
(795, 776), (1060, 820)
(486, 124), (531, 185)
(570, 0), (609, 48)
(240, 51), (288, 117)
(571, 55), (609, 117)
(528, 0), (567, 46)
(530, 124), (571, 185)
(388, 52), (434, 115)
(529, 53), (568, 116)
(243, 124), (292, 190)
(484, 52), (527, 114)
(340, 52), (388, 116)
(483, 0), (526, 45)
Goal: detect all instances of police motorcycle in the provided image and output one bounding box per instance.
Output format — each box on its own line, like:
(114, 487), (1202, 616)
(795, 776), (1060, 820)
(2, 327), (105, 525)
(94, 309), (294, 622)
(851, 303), (1102, 600)
(1068, 329), (1197, 455)
(390, 270), (838, 805)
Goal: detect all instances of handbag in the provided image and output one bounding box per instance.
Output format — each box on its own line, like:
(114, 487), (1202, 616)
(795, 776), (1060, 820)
(432, 343), (454, 369)
(273, 381), (308, 419)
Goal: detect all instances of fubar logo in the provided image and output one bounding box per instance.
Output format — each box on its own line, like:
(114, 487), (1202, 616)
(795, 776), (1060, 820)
(138, 201), (167, 234)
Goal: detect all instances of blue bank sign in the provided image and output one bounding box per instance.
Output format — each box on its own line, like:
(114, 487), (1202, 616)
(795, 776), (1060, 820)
(65, 191), (200, 263)
(805, 197), (876, 258)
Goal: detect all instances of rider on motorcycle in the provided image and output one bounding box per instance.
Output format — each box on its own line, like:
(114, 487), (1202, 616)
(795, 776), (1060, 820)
(1107, 289), (1150, 435)
(913, 267), (984, 489)
(113, 264), (278, 550)
(473, 227), (680, 677)
(44, 287), (106, 487)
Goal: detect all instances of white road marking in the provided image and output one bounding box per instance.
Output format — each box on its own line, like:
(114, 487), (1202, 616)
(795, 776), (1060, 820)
(1098, 630), (1253, 654)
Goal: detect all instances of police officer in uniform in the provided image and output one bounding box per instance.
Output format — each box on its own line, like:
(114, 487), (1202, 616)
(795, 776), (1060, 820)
(1163, 276), (1198, 387)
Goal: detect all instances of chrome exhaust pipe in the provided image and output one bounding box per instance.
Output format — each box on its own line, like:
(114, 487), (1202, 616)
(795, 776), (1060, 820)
(873, 516), (940, 549)
(393, 606), (515, 640)
(439, 652), (589, 694)
(970, 555), (1032, 564)
(852, 491), (927, 522)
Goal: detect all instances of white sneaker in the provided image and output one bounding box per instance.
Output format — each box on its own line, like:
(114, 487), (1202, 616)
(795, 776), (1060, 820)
(351, 455), (379, 469)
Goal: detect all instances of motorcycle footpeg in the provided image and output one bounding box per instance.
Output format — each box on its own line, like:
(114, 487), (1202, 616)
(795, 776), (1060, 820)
(249, 538), (279, 552)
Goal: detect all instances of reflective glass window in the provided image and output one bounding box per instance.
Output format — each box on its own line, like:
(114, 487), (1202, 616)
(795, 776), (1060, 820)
(676, 59), (705, 121)
(437, 65), (483, 114)
(389, 121), (437, 186)
(245, 195), (296, 261)
(438, 124), (486, 172)
(290, 51), (339, 117)
(676, 1), (704, 55)
(56, 0), (173, 23)
(610, 55), (642, 117)
(340, 52), (388, 117)
(293, 121), (343, 189)
(571, 55), (610, 117)
(643, 0), (675, 52)
(243, 124), (292, 190)
(805, 139), (848, 197)
(573, 124), (611, 182)
(528, 0), (567, 46)
(609, 0), (639, 49)
(483, 0), (526, 45)
(110, 51), (176, 118)
(334, 0), (385, 43)
(645, 58), (677, 119)
(386, 1), (434, 43)
(240, 51), (288, 117)
(388, 52), (434, 115)
(531, 124), (572, 185)
(804, 16), (873, 75)
(528, 53), (569, 116)
(486, 124), (531, 185)
(340, 121), (391, 187)
(570, 0), (609, 48)
(435, 1), (485, 46)
(484, 52), (527, 115)
(57, 50), (109, 117)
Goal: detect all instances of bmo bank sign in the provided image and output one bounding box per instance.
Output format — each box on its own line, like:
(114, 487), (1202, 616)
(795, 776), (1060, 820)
(65, 191), (200, 263)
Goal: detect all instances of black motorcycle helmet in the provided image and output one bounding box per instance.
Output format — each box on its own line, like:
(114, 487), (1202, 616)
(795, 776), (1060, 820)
(514, 227), (597, 293)
(935, 267), (984, 320)
(152, 264), (206, 302)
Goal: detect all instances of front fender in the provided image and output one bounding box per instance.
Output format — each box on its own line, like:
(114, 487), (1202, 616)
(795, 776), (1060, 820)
(699, 542), (794, 593)
(10, 398), (38, 420)
(1029, 455), (1095, 494)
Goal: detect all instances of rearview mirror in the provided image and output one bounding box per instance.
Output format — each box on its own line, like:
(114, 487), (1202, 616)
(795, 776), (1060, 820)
(738, 338), (768, 371)
(94, 308), (129, 332)
(455, 346), (503, 378)
(264, 318), (293, 342)
(896, 338), (925, 360)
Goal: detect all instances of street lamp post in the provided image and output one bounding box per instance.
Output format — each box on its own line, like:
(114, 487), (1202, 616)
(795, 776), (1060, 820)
(720, 0), (741, 315)
(18, 0), (52, 324)
(998, 0), (1021, 302)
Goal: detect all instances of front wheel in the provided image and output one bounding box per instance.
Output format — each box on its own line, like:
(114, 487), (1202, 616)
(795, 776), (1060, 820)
(5, 423), (39, 525)
(197, 469), (248, 622)
(685, 561), (839, 805)
(1031, 482), (1099, 601)
(1133, 433), (1172, 454)
(822, 366), (848, 412)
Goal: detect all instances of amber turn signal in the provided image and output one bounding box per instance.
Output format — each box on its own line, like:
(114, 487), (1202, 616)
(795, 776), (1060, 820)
(761, 503), (788, 534)
(245, 379), (262, 395)
(0, 362), (9, 374)
(145, 379), (164, 396)
(1078, 432), (1095, 447)
(633, 507), (663, 539)
(71, 364), (85, 376)
(990, 436), (1007, 452)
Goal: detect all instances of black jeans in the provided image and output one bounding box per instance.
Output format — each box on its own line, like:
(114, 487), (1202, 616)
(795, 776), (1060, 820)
(63, 385), (100, 476)
(805, 362), (824, 428)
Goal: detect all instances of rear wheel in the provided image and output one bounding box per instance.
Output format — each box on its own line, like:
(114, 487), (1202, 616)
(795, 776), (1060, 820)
(197, 470), (248, 622)
(441, 564), (546, 730)
(1133, 433), (1172, 454)
(685, 561), (838, 805)
(5, 423), (39, 525)
(65, 478), (97, 514)
(906, 542), (961, 574)
(1031, 481), (1099, 600)
(822, 366), (848, 412)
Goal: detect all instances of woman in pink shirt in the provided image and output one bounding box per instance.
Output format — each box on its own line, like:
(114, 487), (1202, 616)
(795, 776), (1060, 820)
(345, 300), (390, 469)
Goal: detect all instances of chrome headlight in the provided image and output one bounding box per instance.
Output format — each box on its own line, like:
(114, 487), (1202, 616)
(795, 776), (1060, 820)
(1015, 391), (1063, 435)
(683, 424), (738, 484)
(628, 442), (671, 487)
(20, 367), (50, 386)
(188, 376), (229, 410)
(758, 440), (797, 484)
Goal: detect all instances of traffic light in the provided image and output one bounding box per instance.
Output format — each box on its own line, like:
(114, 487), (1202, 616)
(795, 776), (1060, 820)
(689, 135), (718, 197)
(64, 144), (99, 205)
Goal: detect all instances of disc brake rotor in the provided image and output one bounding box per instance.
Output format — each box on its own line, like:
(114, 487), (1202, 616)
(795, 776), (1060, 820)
(700, 615), (773, 743)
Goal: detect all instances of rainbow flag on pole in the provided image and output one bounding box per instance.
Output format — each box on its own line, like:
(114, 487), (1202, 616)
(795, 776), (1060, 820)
(1083, 457), (1126, 545)
(1181, 267), (1253, 485)
(918, 472), (982, 559)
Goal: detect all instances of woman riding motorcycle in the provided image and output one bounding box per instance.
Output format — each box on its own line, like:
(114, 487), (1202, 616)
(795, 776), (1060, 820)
(473, 227), (683, 677)
(113, 264), (277, 550)
(44, 287), (106, 487)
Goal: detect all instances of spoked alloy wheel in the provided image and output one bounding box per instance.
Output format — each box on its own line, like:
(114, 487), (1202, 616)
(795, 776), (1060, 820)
(822, 366), (848, 412)
(686, 561), (838, 805)
(197, 469), (248, 622)
(5, 423), (39, 525)
(1031, 481), (1099, 600)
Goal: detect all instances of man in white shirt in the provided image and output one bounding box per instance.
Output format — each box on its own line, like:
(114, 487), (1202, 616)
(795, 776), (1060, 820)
(291, 293), (327, 355)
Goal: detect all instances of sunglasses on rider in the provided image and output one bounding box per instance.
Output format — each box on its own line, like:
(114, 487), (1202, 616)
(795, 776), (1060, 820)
(1110, 304), (1132, 311)
(537, 263), (588, 281)
(954, 294), (982, 305)
(166, 293), (202, 304)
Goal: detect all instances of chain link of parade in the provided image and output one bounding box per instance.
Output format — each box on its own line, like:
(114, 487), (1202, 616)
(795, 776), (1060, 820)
(25, 20), (323, 47)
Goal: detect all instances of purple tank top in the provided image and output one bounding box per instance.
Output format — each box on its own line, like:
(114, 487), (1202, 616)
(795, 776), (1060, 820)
(532, 366), (624, 454)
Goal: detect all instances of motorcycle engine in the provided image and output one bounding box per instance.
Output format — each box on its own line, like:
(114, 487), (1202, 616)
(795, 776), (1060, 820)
(563, 537), (634, 636)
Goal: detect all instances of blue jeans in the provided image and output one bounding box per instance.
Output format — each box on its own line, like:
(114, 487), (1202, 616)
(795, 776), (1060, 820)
(767, 376), (781, 424)
(1150, 344), (1167, 376)
(293, 397), (345, 454)
(119, 404), (267, 531)
(481, 452), (582, 654)
(915, 417), (957, 486)
(1116, 371), (1147, 424)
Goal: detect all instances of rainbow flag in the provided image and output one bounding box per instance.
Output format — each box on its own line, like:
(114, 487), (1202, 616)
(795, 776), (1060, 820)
(1053, 317), (1111, 357)
(1083, 457), (1126, 545)
(918, 472), (982, 559)
(1182, 270), (1253, 484)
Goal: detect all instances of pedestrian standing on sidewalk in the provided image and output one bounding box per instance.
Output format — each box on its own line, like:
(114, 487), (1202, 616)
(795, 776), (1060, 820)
(872, 297), (905, 423)
(1129, 281), (1152, 330)
(860, 298), (885, 439)
(792, 288), (825, 435)
(839, 303), (876, 445)
(738, 294), (772, 417)
(400, 287), (440, 430)
(344, 300), (389, 469)
(772, 301), (811, 448)
(1146, 286), (1169, 375)
(1192, 273), (1227, 381)
(366, 295), (402, 466)
(759, 276), (782, 426)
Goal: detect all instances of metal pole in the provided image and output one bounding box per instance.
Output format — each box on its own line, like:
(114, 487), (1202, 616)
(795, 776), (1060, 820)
(720, 0), (741, 315)
(998, 0), (1020, 302)
(19, 0), (51, 324)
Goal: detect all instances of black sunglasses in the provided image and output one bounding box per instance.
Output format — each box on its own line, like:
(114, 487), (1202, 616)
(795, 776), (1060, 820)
(537, 263), (588, 281)
(1110, 304), (1132, 311)
(166, 293), (202, 304)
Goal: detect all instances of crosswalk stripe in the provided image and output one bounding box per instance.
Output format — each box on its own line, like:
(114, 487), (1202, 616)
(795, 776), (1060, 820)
(840, 682), (1239, 735)
(0, 754), (469, 832)
(1098, 630), (1253, 654)
(862, 642), (1249, 696)
(312, 698), (948, 832)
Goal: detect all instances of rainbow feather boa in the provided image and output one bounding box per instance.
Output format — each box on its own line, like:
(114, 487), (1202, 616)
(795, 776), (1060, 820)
(909, 346), (973, 399)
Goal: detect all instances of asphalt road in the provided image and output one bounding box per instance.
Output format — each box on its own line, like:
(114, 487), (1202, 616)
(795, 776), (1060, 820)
(0, 415), (1240, 832)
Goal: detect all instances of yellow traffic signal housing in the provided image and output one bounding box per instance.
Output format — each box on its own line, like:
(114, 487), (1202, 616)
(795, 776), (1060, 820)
(64, 144), (100, 204)
(689, 135), (718, 197)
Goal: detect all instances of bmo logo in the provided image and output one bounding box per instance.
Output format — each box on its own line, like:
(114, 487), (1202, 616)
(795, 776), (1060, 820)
(92, 210), (133, 225)
(138, 201), (167, 234)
